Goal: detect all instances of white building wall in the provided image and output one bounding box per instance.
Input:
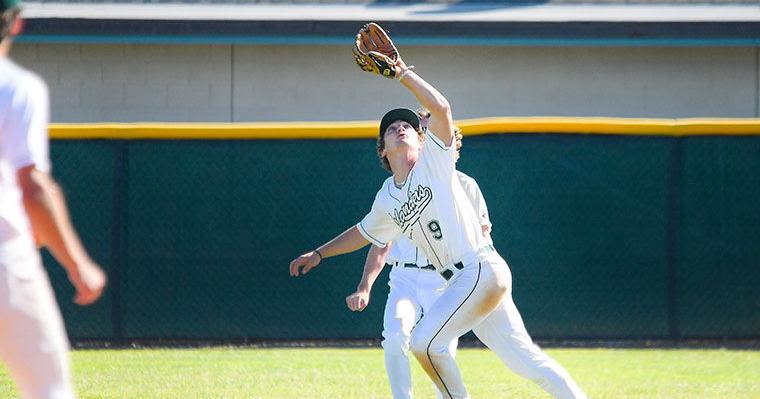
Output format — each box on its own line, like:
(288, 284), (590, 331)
(11, 43), (757, 122)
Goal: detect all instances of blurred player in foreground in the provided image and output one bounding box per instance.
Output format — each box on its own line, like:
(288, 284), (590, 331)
(1, 1), (107, 397)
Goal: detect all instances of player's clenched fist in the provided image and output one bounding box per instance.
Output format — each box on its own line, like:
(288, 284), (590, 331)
(346, 290), (370, 312)
(289, 250), (322, 276)
(68, 261), (107, 306)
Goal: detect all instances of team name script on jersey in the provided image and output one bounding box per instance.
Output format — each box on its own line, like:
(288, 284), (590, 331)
(391, 185), (433, 232)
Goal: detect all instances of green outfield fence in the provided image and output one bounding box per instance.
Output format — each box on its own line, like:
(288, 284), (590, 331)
(44, 118), (760, 342)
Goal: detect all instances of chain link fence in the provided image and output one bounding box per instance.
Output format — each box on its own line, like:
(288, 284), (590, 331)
(45, 134), (760, 342)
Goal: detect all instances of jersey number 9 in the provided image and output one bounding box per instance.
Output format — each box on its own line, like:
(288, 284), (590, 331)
(427, 220), (443, 240)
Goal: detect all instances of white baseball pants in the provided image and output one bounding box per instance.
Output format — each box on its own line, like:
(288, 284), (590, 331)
(0, 245), (74, 399)
(382, 265), (458, 399)
(409, 253), (587, 399)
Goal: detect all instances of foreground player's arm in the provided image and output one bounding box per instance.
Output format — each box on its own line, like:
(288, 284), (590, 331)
(396, 60), (455, 146)
(18, 165), (107, 306)
(346, 243), (392, 312)
(290, 225), (370, 277)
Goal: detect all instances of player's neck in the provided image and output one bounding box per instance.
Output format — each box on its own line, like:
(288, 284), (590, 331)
(389, 152), (417, 187)
(392, 170), (410, 188)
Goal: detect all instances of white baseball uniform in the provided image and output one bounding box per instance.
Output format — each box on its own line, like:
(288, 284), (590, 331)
(358, 129), (587, 399)
(0, 58), (74, 399)
(382, 171), (487, 399)
(383, 236), (451, 399)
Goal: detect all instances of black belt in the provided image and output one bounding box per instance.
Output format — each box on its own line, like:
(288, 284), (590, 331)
(386, 262), (436, 271)
(441, 262), (464, 281)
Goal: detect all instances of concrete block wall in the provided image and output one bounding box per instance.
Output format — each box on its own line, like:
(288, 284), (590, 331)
(10, 43), (759, 122)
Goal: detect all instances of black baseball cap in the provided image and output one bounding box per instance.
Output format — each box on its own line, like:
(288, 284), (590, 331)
(1, 0), (21, 12)
(379, 108), (420, 137)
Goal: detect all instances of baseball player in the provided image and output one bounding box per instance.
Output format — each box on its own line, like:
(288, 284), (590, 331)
(290, 23), (586, 399)
(346, 121), (493, 399)
(1, 1), (107, 397)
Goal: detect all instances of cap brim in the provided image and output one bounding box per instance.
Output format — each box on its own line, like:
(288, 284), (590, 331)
(379, 108), (420, 137)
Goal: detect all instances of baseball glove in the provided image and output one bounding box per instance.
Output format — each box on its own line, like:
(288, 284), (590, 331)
(352, 22), (401, 79)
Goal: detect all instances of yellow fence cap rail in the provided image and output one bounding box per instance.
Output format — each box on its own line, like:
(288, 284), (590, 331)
(50, 117), (760, 140)
(457, 117), (760, 136)
(50, 121), (378, 140)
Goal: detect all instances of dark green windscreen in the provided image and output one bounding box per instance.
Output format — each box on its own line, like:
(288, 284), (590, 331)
(44, 134), (760, 341)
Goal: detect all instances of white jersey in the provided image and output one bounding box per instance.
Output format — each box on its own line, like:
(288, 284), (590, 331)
(387, 171), (492, 264)
(387, 235), (429, 265)
(0, 59), (51, 254)
(358, 129), (490, 272)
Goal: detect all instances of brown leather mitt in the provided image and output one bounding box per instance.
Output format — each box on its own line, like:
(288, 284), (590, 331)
(352, 22), (401, 79)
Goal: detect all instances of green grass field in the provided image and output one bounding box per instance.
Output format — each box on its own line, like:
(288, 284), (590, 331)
(1, 347), (758, 398)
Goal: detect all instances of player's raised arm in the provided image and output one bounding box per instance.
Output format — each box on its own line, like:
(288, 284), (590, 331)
(289, 225), (370, 277)
(353, 22), (455, 146)
(346, 243), (392, 312)
(396, 66), (455, 147)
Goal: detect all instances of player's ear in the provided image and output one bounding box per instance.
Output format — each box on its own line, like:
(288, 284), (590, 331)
(10, 16), (23, 36)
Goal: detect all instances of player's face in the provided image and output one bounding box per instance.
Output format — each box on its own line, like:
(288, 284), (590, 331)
(383, 120), (420, 153)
